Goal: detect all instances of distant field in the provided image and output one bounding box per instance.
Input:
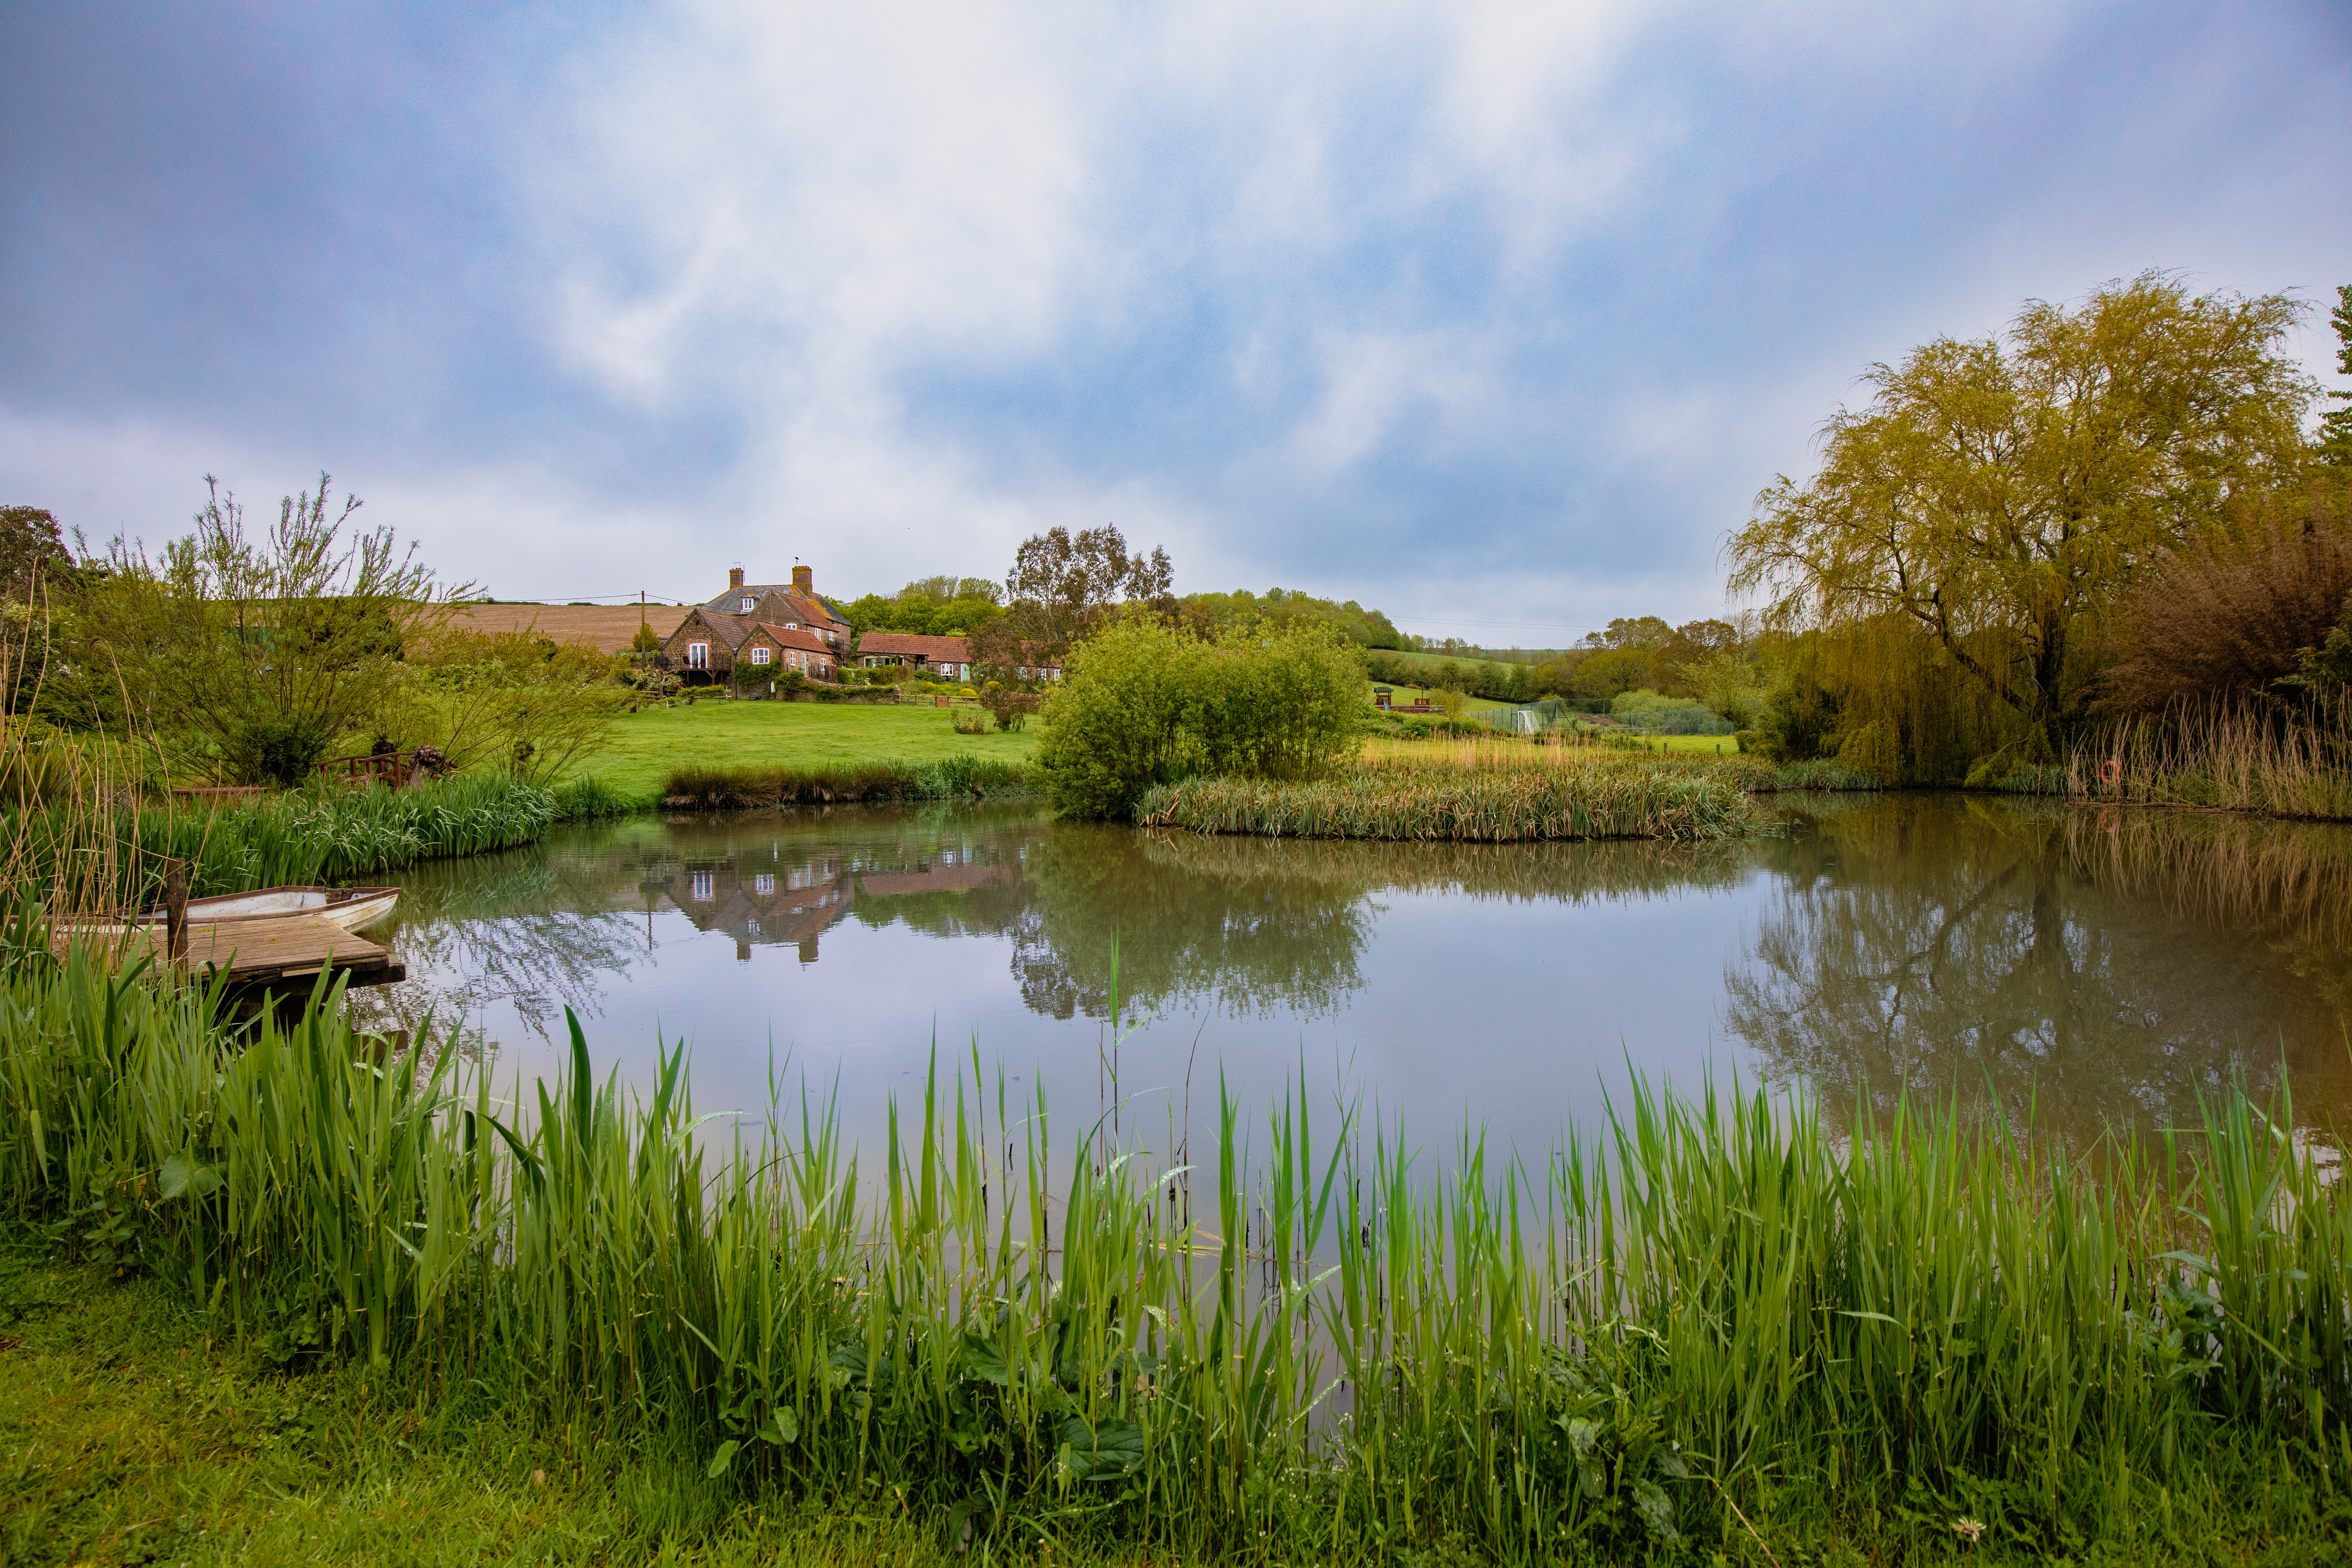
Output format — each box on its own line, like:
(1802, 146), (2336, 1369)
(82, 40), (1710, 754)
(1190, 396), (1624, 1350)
(565, 698), (1039, 802)
(445, 602), (690, 653)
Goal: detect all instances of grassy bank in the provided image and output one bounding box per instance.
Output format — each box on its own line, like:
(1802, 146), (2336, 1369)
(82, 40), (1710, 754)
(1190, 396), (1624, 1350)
(8, 944), (2347, 1563)
(564, 702), (1040, 806)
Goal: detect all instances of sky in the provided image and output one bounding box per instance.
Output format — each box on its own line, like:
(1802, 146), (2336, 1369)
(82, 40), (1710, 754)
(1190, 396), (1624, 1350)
(3, 2), (2348, 644)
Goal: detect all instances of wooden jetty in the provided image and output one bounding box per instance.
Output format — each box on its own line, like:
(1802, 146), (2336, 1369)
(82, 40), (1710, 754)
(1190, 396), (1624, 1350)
(52, 912), (406, 991)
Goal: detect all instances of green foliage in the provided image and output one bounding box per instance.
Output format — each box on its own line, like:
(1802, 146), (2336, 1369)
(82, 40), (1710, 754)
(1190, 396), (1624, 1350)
(225, 712), (335, 788)
(3, 775), (558, 905)
(2320, 284), (2352, 466)
(5, 948), (2352, 1562)
(79, 474), (458, 785)
(659, 757), (1037, 808)
(391, 628), (628, 786)
(839, 589), (1003, 640)
(1036, 618), (1368, 820)
(1732, 273), (2320, 745)
(1179, 586), (1404, 649)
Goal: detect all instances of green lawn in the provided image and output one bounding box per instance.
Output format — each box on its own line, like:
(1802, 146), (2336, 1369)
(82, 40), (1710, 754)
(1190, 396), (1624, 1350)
(566, 699), (1039, 803)
(0, 1243), (981, 1567)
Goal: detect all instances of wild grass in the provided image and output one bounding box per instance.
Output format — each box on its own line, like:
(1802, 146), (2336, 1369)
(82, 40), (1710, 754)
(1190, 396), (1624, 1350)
(2081, 695), (2352, 820)
(662, 757), (1040, 810)
(4, 938), (2351, 1561)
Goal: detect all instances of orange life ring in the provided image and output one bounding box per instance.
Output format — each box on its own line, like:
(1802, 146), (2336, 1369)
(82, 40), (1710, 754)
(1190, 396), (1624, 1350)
(2100, 759), (2121, 786)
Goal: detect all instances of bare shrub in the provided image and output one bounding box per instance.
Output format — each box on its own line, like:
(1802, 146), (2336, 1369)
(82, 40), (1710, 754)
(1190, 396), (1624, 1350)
(2103, 483), (2352, 711)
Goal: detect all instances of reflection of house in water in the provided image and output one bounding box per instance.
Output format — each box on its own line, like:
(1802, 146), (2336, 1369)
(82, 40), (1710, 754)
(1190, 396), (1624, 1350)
(638, 842), (1021, 963)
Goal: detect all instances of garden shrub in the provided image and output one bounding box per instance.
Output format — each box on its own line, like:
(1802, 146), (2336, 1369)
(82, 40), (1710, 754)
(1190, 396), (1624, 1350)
(1037, 618), (1367, 819)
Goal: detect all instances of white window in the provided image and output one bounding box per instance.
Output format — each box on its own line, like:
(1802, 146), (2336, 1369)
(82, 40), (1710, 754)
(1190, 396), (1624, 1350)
(750, 646), (770, 665)
(740, 596), (755, 612)
(754, 874), (775, 894)
(783, 621), (798, 630)
(691, 871), (714, 902)
(687, 642), (709, 669)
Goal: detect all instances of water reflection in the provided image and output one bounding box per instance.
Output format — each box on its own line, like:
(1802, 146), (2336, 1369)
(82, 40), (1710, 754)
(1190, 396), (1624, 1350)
(363, 797), (2352, 1149)
(1731, 797), (2352, 1140)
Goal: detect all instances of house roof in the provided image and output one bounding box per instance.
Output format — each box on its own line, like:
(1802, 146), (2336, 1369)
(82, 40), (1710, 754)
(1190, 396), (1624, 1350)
(703, 585), (848, 628)
(672, 608), (752, 650)
(858, 632), (972, 663)
(751, 622), (836, 655)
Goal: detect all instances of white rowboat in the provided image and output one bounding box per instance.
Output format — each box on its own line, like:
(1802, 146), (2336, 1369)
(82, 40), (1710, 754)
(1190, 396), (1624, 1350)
(82, 886), (403, 935)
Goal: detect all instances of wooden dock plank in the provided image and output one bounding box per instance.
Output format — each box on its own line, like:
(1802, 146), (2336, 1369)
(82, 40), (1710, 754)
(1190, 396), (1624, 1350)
(52, 913), (405, 988)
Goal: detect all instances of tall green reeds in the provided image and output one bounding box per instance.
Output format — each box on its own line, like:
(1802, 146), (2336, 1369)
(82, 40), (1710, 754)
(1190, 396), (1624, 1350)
(0, 774), (560, 908)
(6, 926), (2345, 1559)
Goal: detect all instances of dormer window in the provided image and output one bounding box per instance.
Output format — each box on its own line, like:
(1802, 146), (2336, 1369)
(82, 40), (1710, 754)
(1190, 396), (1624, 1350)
(740, 596), (755, 613)
(783, 622), (797, 630)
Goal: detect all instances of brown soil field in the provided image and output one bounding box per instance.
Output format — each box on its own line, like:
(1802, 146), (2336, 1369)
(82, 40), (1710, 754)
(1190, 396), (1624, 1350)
(442, 602), (690, 653)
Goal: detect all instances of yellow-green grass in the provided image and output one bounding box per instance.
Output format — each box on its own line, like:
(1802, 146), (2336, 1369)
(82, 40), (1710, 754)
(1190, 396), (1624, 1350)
(1363, 682), (1510, 713)
(1604, 729), (1744, 755)
(564, 700), (1039, 805)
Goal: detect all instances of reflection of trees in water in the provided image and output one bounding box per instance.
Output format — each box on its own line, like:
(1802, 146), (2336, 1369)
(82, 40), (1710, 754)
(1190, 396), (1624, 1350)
(1728, 796), (2352, 1141)
(1004, 826), (1757, 1023)
(377, 804), (1777, 1037)
(361, 831), (662, 1042)
(1006, 825), (1372, 1021)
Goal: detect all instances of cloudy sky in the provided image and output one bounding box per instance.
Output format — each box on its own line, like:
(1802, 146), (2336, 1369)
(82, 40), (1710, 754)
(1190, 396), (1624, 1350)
(3, 2), (2347, 642)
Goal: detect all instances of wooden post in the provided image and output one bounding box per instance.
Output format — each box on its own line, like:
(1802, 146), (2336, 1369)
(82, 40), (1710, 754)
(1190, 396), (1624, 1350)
(163, 858), (189, 974)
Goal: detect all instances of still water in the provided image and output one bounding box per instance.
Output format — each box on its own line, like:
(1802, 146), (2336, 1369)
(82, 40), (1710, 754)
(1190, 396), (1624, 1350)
(349, 794), (2352, 1155)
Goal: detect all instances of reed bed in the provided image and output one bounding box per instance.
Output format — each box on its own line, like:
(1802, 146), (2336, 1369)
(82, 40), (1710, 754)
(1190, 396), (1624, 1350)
(0, 773), (560, 908)
(3, 933), (2348, 1560)
(1134, 771), (1746, 841)
(662, 757), (1039, 811)
(1138, 749), (1759, 842)
(2081, 696), (2352, 820)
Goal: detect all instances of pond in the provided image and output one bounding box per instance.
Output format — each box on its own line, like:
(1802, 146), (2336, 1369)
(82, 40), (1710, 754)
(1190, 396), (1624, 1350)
(348, 793), (2352, 1157)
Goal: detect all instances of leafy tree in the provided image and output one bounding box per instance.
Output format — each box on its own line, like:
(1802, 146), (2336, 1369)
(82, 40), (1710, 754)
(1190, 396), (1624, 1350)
(1569, 647), (1655, 700)
(2321, 285), (2352, 467)
(1582, 616), (1674, 651)
(1729, 272), (2317, 747)
(85, 474), (458, 785)
(973, 524), (1172, 684)
(630, 620), (663, 654)
(1178, 587), (1405, 649)
(0, 507), (72, 599)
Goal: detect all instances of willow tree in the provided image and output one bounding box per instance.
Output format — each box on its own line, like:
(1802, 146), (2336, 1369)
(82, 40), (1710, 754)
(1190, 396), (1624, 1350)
(1728, 273), (2316, 752)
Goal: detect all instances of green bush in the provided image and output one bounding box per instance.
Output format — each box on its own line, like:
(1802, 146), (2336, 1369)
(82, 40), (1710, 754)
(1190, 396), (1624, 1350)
(1037, 619), (1367, 819)
(225, 715), (335, 788)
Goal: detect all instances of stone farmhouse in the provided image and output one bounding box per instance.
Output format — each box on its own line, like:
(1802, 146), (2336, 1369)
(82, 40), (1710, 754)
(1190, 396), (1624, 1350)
(662, 565), (850, 684)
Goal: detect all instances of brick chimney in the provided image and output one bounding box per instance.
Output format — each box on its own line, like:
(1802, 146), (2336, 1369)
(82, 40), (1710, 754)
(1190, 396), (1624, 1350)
(792, 564), (813, 598)
(729, 566), (745, 590)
